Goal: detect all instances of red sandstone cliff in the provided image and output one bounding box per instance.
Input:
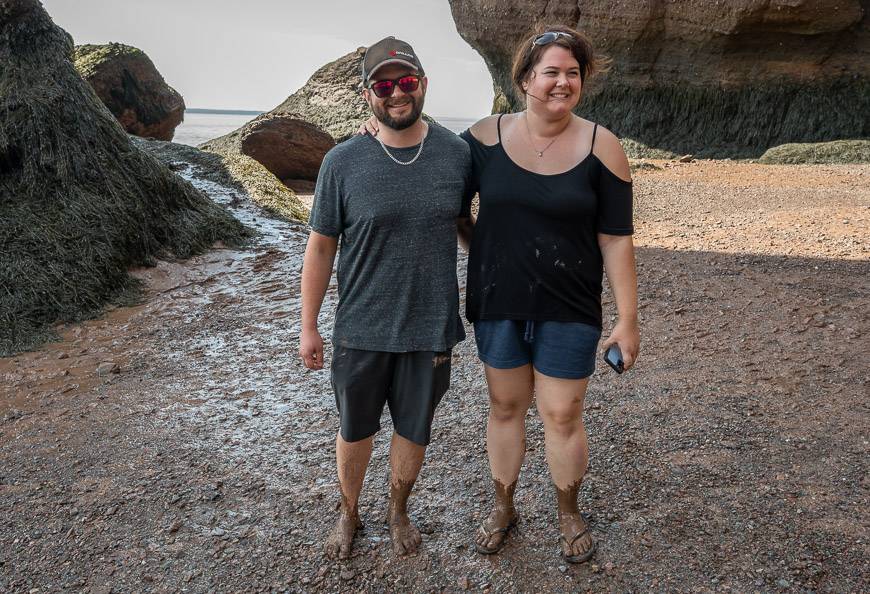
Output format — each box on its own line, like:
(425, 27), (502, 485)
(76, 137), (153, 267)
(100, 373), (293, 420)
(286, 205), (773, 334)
(449, 0), (869, 155)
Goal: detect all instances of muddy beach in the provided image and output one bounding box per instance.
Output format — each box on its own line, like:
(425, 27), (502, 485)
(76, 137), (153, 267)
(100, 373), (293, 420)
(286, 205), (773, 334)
(1, 161), (868, 593)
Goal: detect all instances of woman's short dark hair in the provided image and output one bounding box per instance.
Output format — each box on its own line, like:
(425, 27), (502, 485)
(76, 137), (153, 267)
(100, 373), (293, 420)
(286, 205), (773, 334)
(511, 24), (609, 97)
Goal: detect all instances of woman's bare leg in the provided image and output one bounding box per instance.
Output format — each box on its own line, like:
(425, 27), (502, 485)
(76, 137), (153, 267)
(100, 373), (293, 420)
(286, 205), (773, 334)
(535, 371), (594, 560)
(475, 364), (534, 552)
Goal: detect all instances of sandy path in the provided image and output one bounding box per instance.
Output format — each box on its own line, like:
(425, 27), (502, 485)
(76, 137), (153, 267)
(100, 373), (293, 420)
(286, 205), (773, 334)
(1, 161), (868, 593)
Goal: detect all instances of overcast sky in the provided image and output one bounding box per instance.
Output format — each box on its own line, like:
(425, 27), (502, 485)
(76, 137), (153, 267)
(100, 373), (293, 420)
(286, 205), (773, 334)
(42, 0), (494, 118)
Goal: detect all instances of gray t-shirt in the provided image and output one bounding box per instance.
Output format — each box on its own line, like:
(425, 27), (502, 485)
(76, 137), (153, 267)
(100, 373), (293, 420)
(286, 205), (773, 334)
(309, 123), (473, 352)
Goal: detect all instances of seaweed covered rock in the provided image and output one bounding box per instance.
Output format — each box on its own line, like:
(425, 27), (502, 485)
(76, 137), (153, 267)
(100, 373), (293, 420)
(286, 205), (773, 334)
(0, 0), (249, 355)
(758, 140), (870, 165)
(74, 42), (185, 141)
(449, 0), (870, 157)
(200, 113), (335, 183)
(132, 136), (310, 222)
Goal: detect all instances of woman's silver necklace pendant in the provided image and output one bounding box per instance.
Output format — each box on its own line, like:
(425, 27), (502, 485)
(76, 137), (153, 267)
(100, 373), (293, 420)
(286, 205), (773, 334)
(377, 129), (426, 166)
(524, 111), (565, 157)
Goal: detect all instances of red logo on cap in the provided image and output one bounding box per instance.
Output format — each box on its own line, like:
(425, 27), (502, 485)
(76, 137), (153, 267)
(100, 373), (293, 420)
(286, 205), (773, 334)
(389, 50), (397, 56)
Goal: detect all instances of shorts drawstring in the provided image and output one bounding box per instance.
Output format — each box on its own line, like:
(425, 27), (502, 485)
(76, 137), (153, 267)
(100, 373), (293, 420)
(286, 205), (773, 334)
(523, 320), (535, 343)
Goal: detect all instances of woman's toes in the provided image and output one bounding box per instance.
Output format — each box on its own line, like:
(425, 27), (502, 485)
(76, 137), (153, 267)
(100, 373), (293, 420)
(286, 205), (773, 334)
(572, 532), (592, 556)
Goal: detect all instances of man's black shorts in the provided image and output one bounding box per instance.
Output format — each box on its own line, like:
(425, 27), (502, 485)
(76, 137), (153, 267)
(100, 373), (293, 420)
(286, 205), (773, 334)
(330, 346), (452, 446)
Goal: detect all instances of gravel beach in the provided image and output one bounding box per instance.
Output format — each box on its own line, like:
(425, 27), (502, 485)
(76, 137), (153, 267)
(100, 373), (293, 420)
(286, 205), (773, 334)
(2, 160), (868, 593)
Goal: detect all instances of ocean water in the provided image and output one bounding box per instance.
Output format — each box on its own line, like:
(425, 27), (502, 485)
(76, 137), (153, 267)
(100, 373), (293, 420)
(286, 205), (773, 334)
(435, 116), (478, 134)
(172, 110), (478, 147)
(173, 111), (258, 147)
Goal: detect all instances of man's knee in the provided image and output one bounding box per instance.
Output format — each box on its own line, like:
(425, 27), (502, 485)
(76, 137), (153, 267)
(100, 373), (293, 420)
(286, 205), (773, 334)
(337, 431), (376, 448)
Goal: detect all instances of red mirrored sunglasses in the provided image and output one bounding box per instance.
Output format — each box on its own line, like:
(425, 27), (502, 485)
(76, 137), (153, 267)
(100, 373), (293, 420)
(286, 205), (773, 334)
(367, 75), (421, 99)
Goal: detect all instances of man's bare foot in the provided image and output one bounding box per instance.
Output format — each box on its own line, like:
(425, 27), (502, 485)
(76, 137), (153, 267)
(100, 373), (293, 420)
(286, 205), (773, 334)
(388, 511), (422, 556)
(475, 505), (518, 554)
(325, 511), (361, 560)
(558, 512), (595, 563)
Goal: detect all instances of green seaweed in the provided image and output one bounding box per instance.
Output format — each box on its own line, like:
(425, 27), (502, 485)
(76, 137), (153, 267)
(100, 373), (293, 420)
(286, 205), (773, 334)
(620, 139), (679, 160)
(759, 139), (870, 164)
(0, 1), (250, 356)
(73, 42), (145, 78)
(493, 78), (869, 158)
(491, 89), (511, 115)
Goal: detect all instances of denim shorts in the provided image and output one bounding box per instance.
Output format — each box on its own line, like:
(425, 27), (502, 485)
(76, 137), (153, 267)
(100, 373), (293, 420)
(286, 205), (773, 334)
(473, 320), (602, 380)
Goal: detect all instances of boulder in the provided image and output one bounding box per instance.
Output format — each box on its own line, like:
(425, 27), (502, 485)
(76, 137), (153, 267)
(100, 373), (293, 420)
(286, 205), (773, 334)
(0, 0), (248, 355)
(448, 0), (870, 157)
(74, 42), (185, 141)
(240, 115), (335, 183)
(197, 51), (366, 184)
(272, 48), (370, 143)
(200, 113), (335, 183)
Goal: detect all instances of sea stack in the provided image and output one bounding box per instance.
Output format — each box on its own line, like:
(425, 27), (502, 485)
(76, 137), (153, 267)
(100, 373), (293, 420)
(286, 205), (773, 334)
(74, 42), (185, 141)
(199, 48), (374, 186)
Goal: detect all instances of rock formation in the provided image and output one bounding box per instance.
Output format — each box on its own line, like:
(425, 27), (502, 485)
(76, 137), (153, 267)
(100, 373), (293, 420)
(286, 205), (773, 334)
(759, 140), (870, 164)
(198, 50), (362, 187)
(271, 48), (371, 143)
(200, 113), (335, 184)
(449, 0), (870, 156)
(133, 136), (310, 223)
(0, 0), (248, 355)
(201, 47), (442, 184)
(74, 42), (185, 141)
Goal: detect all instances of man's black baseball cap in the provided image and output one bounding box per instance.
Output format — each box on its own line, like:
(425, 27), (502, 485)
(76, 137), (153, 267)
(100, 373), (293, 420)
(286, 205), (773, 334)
(362, 37), (424, 84)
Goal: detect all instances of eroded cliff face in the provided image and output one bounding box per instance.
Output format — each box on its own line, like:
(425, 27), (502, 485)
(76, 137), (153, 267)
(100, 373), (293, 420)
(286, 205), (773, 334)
(449, 0), (869, 156)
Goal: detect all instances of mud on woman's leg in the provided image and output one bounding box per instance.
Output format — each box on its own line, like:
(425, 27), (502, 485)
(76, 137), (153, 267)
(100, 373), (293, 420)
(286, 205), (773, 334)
(535, 372), (595, 560)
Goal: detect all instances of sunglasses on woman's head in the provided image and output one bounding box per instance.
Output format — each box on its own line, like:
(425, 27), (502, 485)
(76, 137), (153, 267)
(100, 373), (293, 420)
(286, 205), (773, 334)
(532, 31), (572, 47)
(367, 75), (421, 99)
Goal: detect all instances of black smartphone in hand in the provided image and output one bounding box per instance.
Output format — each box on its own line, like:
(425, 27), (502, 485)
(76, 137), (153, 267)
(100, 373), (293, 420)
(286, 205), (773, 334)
(604, 344), (624, 374)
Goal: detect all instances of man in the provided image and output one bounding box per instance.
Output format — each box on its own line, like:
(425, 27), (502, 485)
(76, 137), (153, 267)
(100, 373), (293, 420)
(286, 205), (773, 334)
(299, 37), (472, 560)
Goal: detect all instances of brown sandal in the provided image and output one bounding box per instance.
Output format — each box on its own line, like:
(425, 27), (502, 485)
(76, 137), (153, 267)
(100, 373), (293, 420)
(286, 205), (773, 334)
(474, 516), (518, 555)
(560, 518), (596, 564)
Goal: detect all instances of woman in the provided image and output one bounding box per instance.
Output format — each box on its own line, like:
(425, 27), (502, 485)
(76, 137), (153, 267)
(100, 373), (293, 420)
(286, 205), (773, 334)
(458, 25), (639, 564)
(362, 25), (639, 563)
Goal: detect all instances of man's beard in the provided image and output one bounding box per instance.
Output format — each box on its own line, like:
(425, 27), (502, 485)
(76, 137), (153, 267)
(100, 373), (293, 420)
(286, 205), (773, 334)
(371, 93), (425, 131)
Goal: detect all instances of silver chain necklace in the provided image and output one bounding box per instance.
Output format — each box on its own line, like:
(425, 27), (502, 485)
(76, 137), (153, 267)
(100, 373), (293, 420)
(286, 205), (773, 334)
(524, 111), (567, 157)
(377, 128), (426, 166)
